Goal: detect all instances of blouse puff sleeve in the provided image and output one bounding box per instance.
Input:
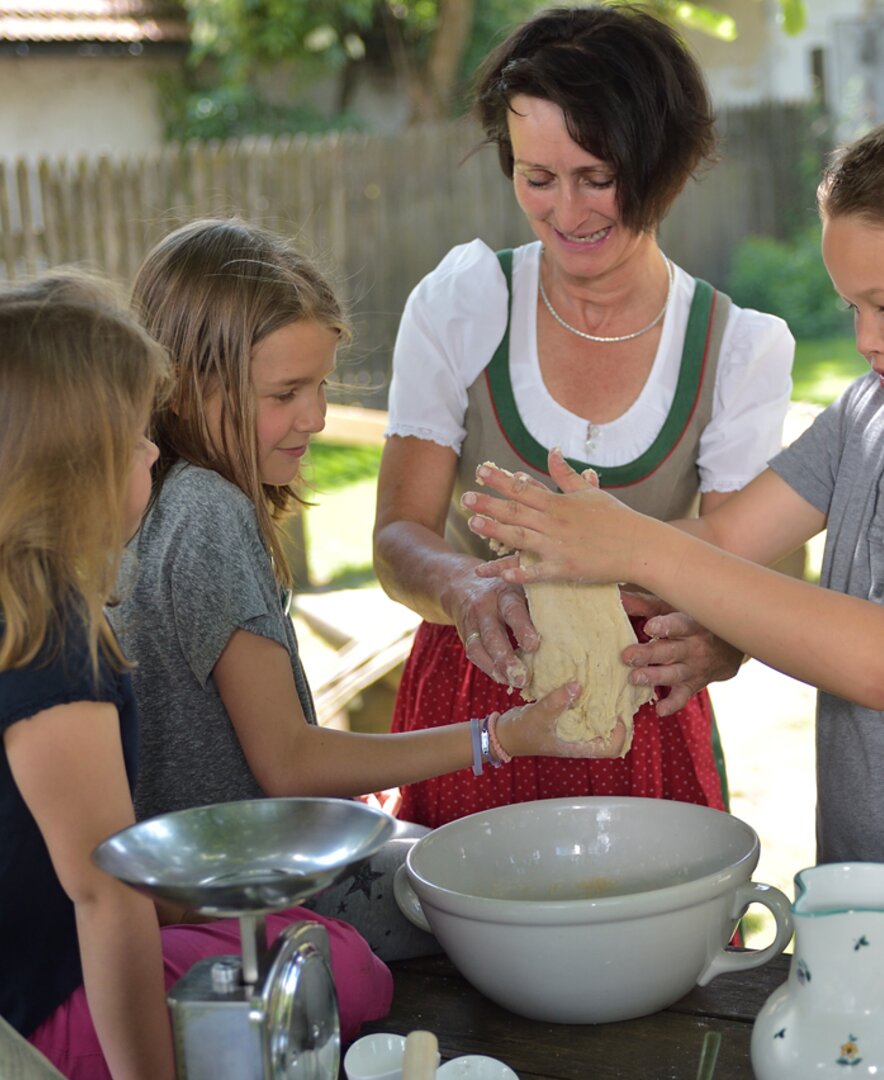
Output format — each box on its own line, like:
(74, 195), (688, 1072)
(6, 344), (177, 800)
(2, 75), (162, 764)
(699, 306), (794, 493)
(385, 240), (508, 453)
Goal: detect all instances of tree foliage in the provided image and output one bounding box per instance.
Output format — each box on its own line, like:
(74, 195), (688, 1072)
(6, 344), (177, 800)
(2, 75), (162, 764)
(169, 0), (808, 141)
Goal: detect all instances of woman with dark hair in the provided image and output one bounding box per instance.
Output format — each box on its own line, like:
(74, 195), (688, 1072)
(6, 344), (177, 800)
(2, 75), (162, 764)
(463, 122), (884, 865)
(373, 5), (795, 828)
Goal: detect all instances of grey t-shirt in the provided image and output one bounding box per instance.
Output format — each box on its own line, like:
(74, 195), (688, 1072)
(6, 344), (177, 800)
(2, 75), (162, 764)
(112, 462), (316, 821)
(770, 372), (884, 864)
(111, 463), (441, 963)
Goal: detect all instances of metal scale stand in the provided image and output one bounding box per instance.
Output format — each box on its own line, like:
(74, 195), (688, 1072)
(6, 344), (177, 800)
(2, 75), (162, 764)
(94, 797), (393, 1080)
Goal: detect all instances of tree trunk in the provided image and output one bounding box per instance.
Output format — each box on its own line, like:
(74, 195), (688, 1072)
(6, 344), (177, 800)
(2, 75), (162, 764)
(410, 0), (476, 122)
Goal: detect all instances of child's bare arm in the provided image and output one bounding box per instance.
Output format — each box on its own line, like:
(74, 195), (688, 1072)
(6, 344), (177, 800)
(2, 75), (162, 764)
(674, 467), (827, 566)
(645, 528), (884, 709)
(465, 456), (884, 709)
(212, 628), (625, 798)
(4, 702), (175, 1080)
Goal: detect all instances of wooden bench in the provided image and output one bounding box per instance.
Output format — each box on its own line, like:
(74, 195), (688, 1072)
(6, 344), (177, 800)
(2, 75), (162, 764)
(293, 587), (420, 730)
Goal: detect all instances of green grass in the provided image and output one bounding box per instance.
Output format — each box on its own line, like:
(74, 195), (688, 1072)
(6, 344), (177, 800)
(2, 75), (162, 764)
(791, 336), (865, 405)
(303, 474), (379, 589)
(299, 444), (383, 588)
(302, 443), (383, 493)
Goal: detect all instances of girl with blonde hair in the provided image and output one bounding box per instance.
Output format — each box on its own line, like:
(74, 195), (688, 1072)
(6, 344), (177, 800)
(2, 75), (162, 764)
(0, 272), (391, 1080)
(0, 273), (175, 1079)
(116, 217), (617, 961)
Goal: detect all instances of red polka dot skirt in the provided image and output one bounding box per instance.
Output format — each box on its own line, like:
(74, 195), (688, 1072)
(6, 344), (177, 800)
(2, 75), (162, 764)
(391, 620), (726, 829)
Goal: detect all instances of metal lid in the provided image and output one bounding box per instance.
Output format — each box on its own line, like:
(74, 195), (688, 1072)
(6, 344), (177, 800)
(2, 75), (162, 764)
(261, 923), (340, 1079)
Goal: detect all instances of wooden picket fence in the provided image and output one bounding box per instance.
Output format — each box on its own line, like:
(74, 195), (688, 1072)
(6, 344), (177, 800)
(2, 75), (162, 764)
(0, 121), (533, 406)
(0, 102), (827, 407)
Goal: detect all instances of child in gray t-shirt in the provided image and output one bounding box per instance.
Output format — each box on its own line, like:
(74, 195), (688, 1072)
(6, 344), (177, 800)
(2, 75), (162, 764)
(116, 218), (631, 962)
(462, 125), (884, 866)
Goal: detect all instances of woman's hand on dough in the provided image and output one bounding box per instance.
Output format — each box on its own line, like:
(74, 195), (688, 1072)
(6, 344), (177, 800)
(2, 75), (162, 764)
(496, 681), (628, 760)
(442, 561), (539, 688)
(451, 454), (587, 687)
(620, 590), (744, 716)
(464, 451), (643, 586)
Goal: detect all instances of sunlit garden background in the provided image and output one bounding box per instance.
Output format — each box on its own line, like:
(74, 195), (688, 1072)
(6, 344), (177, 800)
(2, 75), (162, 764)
(2, 0), (877, 962)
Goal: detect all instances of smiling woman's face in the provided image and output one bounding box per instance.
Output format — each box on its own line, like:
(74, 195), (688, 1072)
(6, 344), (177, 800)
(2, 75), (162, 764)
(507, 94), (647, 279)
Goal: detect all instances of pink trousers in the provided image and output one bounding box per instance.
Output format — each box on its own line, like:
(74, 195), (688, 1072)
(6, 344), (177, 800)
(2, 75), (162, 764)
(29, 907), (392, 1080)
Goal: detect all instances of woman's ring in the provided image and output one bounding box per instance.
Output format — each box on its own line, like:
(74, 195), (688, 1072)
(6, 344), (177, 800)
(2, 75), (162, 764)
(465, 631), (481, 651)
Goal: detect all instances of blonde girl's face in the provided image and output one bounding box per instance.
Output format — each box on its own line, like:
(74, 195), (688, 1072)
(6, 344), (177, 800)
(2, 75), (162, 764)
(822, 213), (884, 386)
(124, 430), (159, 540)
(249, 319), (338, 486)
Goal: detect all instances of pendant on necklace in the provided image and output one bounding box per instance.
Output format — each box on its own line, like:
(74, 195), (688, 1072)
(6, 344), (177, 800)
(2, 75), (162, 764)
(585, 422), (599, 456)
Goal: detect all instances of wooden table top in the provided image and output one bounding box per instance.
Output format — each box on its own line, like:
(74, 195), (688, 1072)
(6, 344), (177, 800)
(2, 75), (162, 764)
(351, 950), (791, 1079)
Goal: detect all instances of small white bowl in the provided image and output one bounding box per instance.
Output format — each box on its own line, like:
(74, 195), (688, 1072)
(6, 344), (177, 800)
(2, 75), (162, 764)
(437, 1056), (519, 1079)
(343, 1033), (407, 1080)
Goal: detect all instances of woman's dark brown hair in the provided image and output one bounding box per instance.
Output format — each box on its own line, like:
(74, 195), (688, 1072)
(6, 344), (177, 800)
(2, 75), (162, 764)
(473, 4), (718, 232)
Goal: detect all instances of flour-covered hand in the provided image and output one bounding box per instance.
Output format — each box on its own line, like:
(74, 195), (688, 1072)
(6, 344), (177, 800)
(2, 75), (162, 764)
(620, 592), (743, 715)
(442, 560), (537, 688)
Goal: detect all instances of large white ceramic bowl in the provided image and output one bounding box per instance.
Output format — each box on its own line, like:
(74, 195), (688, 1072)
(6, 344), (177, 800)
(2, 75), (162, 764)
(394, 797), (792, 1024)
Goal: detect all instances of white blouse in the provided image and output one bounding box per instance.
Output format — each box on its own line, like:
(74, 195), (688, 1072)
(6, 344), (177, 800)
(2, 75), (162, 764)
(386, 240), (795, 493)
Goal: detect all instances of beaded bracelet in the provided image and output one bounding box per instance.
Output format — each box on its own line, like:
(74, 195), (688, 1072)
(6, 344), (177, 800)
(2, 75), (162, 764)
(486, 711), (512, 765)
(470, 715), (484, 776)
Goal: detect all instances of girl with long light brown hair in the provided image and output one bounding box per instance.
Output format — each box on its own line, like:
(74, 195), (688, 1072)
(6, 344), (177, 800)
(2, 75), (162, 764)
(116, 217), (618, 961)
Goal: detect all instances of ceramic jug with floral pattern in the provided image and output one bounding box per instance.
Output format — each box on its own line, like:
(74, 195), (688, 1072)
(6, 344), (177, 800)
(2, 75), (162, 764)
(751, 862), (884, 1078)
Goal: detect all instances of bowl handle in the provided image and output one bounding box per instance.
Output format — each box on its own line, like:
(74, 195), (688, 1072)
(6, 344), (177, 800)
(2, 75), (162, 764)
(697, 881), (793, 986)
(393, 864), (432, 933)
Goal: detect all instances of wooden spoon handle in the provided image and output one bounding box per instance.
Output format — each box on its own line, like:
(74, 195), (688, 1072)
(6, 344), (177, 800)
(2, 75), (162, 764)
(402, 1030), (439, 1080)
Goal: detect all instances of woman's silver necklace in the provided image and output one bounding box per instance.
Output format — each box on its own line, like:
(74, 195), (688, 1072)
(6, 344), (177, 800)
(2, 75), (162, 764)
(538, 254), (674, 344)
